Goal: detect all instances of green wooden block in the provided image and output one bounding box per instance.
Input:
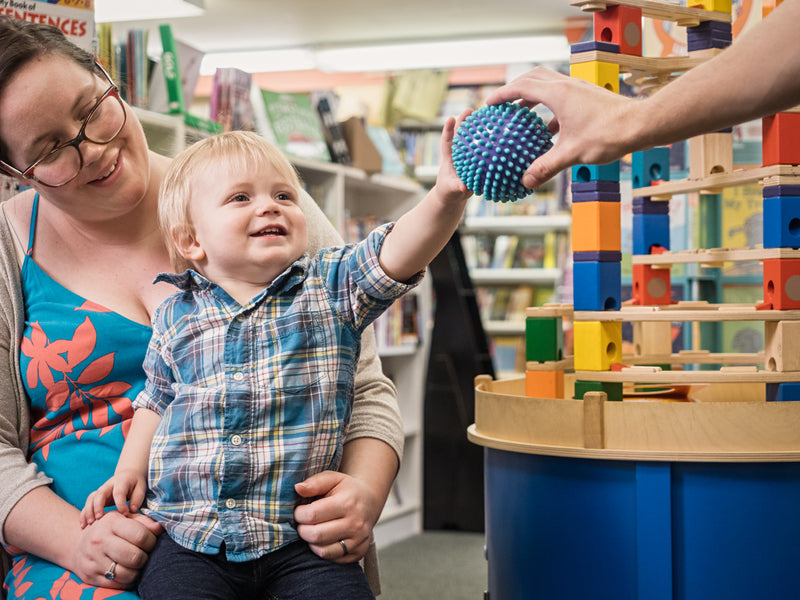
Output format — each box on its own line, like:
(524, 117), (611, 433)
(525, 317), (564, 362)
(574, 380), (624, 402)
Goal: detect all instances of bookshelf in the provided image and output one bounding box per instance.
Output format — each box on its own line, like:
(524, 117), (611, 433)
(458, 180), (572, 376)
(137, 108), (430, 548)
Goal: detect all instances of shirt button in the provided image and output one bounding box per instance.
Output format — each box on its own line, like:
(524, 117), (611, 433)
(225, 498), (237, 509)
(236, 314), (246, 322)
(231, 434), (243, 446)
(233, 372), (244, 381)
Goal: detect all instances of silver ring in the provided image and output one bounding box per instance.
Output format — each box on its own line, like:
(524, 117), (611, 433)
(104, 560), (117, 581)
(338, 539), (349, 556)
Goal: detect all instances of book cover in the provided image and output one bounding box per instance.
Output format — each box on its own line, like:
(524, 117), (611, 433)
(154, 23), (184, 114)
(311, 91), (351, 165)
(258, 89), (331, 162)
(366, 126), (406, 176)
(211, 67), (255, 132)
(15, 1), (95, 51)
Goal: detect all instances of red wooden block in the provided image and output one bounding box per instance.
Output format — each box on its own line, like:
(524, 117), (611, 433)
(762, 258), (800, 309)
(593, 5), (642, 56)
(632, 264), (671, 305)
(762, 113), (800, 167)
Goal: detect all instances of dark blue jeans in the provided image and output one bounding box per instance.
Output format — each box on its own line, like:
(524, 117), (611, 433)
(138, 534), (375, 600)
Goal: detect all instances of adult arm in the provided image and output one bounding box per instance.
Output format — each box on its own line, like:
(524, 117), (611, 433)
(296, 189), (403, 562)
(485, 0), (800, 188)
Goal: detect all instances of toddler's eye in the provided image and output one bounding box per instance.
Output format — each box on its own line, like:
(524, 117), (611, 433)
(276, 192), (294, 202)
(231, 193), (249, 203)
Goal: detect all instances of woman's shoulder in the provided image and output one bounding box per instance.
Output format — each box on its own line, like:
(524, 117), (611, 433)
(0, 187), (35, 258)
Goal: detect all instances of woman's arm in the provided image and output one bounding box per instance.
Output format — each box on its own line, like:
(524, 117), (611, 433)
(485, 0), (800, 188)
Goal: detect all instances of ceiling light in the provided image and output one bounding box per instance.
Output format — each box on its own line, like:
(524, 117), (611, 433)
(200, 35), (569, 75)
(94, 0), (205, 22)
(315, 36), (569, 72)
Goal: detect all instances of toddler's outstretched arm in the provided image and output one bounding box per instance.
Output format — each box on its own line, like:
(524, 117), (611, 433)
(379, 112), (473, 282)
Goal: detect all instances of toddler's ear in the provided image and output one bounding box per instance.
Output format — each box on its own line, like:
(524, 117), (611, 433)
(172, 228), (205, 262)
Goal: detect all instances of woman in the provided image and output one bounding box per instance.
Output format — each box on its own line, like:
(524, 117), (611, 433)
(0, 17), (402, 597)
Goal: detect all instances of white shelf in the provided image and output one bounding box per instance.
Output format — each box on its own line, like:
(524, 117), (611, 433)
(470, 267), (563, 286)
(461, 214), (572, 235)
(484, 320), (525, 336)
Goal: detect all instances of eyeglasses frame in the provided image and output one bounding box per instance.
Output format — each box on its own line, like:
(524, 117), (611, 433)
(0, 61), (127, 188)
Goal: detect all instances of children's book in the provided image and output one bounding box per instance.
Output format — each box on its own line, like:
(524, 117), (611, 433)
(258, 89), (331, 162)
(18, 1), (95, 51)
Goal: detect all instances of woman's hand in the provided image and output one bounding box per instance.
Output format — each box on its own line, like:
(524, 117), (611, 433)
(294, 470), (384, 564)
(485, 66), (640, 189)
(71, 510), (162, 589)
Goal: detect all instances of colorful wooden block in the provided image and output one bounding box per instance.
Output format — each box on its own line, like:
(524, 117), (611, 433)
(572, 201), (621, 253)
(593, 4), (643, 56)
(690, 0), (733, 12)
(572, 180), (620, 194)
(574, 320), (623, 371)
(763, 185), (800, 197)
(572, 162), (621, 182)
(766, 382), (800, 402)
(762, 258), (800, 309)
(633, 321), (673, 357)
(525, 316), (564, 362)
(687, 20), (732, 51)
(572, 190), (621, 203)
(632, 197), (670, 215)
(632, 147), (670, 188)
(570, 60), (620, 94)
(688, 132), (733, 178)
(571, 41), (620, 54)
(632, 212), (671, 255)
(762, 196), (800, 249)
(764, 320), (800, 372)
(573, 251), (622, 262)
(525, 368), (565, 399)
(632, 264), (672, 305)
(762, 113), (800, 167)
(574, 380), (624, 402)
(572, 260), (621, 311)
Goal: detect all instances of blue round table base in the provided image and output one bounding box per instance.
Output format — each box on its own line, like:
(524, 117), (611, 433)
(484, 448), (800, 600)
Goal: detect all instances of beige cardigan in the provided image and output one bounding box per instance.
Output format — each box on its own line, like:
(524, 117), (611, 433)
(0, 190), (402, 594)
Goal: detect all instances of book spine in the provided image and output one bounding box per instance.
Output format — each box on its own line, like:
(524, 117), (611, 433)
(158, 23), (185, 115)
(184, 113), (223, 134)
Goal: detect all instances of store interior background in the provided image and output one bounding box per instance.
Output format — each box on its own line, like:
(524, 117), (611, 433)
(89, 1), (770, 597)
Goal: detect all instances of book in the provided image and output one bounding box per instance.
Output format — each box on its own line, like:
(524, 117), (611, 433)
(17, 1), (95, 51)
(211, 67), (255, 132)
(258, 89), (330, 162)
(311, 91), (351, 165)
(155, 23), (185, 114)
(366, 126), (406, 176)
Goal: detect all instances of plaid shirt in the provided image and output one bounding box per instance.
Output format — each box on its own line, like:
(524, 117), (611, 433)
(134, 224), (419, 561)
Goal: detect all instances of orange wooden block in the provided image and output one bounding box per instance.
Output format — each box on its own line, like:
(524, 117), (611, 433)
(762, 258), (800, 309)
(593, 4), (642, 56)
(572, 201), (621, 253)
(632, 264), (672, 305)
(525, 369), (565, 399)
(762, 113), (800, 167)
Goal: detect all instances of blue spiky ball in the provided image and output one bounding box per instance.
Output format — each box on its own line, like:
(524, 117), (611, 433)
(452, 102), (553, 202)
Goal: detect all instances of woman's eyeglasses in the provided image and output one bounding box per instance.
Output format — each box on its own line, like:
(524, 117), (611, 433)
(0, 62), (127, 188)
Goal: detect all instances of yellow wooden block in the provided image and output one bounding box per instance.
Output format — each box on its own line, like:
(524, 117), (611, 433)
(574, 320), (623, 371)
(570, 61), (620, 94)
(692, 0), (732, 13)
(633, 321), (673, 357)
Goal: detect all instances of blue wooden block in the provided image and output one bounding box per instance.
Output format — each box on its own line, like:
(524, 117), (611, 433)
(572, 181), (620, 193)
(572, 190), (621, 203)
(631, 148), (670, 188)
(633, 197), (670, 215)
(573, 260), (621, 311)
(632, 212), (670, 255)
(764, 185), (800, 198)
(573, 251), (622, 262)
(763, 196), (800, 249)
(572, 162), (620, 183)
(766, 382), (800, 401)
(571, 41), (620, 54)
(688, 38), (731, 51)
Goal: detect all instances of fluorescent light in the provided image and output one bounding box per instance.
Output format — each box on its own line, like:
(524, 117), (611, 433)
(200, 35), (569, 75)
(200, 48), (316, 75)
(316, 36), (569, 72)
(94, 0), (204, 22)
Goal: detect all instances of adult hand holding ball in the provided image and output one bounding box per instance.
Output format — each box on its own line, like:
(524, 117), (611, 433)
(452, 102), (553, 202)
